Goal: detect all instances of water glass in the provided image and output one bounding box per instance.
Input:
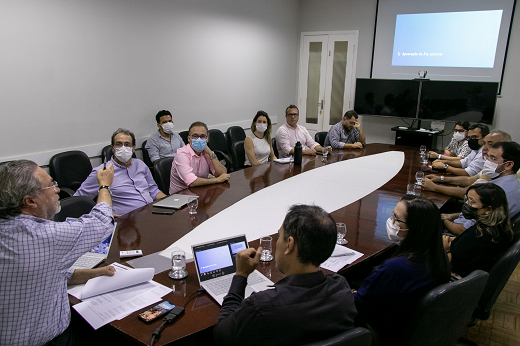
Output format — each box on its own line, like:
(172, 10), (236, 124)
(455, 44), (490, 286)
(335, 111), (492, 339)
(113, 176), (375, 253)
(415, 171), (425, 186)
(420, 152), (428, 165)
(420, 145), (427, 154)
(169, 250), (188, 279)
(188, 197), (198, 215)
(322, 147), (329, 162)
(260, 236), (274, 262)
(407, 183), (420, 196)
(336, 223), (348, 245)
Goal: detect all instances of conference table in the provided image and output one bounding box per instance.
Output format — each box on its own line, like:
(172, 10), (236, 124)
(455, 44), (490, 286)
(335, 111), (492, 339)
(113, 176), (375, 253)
(69, 143), (449, 345)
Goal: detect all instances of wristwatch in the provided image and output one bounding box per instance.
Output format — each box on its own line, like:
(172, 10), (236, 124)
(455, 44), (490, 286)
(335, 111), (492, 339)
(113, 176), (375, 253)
(211, 152), (217, 160)
(443, 163), (449, 170)
(440, 175), (445, 183)
(438, 154), (442, 160)
(99, 185), (112, 195)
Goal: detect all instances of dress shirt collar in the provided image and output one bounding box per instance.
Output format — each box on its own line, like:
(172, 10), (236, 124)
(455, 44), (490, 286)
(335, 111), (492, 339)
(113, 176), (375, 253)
(274, 270), (327, 287)
(111, 157), (133, 169)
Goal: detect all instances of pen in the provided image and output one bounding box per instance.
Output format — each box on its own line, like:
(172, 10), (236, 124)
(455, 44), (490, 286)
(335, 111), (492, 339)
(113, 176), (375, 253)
(331, 252), (355, 257)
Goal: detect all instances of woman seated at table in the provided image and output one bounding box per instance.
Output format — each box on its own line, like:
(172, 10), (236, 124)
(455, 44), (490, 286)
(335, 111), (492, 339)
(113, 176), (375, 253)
(244, 110), (277, 166)
(354, 195), (450, 345)
(428, 121), (471, 160)
(444, 184), (514, 277)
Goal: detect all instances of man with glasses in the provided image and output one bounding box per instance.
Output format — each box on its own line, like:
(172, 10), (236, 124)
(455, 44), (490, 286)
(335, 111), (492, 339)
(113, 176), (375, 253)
(432, 123), (489, 176)
(145, 110), (185, 163)
(169, 121), (230, 194)
(0, 160), (116, 346)
(275, 105), (331, 158)
(75, 128), (167, 216)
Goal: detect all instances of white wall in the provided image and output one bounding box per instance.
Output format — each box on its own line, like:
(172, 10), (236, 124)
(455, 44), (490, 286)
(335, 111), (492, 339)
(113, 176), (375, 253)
(0, 0), (299, 165)
(300, 0), (519, 145)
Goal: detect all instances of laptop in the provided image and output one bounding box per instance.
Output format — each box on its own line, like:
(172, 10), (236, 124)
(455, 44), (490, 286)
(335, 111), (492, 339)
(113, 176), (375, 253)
(70, 221), (117, 270)
(192, 234), (274, 305)
(153, 194), (198, 209)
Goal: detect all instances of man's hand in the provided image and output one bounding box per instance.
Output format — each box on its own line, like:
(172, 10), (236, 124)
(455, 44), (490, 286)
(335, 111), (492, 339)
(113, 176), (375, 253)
(353, 121), (361, 129)
(428, 151), (440, 159)
(425, 174), (441, 182)
(204, 145), (213, 156)
(235, 247), (262, 278)
(351, 142), (363, 149)
(216, 173), (230, 183)
(97, 163), (114, 186)
(432, 160), (446, 170)
(68, 265), (116, 285)
(421, 178), (437, 191)
(302, 148), (317, 155)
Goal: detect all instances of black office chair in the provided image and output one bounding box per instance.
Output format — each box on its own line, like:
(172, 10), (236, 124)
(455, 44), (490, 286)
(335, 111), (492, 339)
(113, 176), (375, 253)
(230, 140), (246, 171)
(49, 151), (93, 198)
(301, 327), (372, 346)
(272, 137), (279, 158)
(399, 270), (489, 346)
(179, 131), (189, 145)
(226, 126), (246, 154)
(53, 196), (96, 222)
(101, 144), (137, 164)
(153, 157), (174, 195)
(315, 131), (328, 147)
(208, 129), (233, 172)
(141, 140), (153, 167)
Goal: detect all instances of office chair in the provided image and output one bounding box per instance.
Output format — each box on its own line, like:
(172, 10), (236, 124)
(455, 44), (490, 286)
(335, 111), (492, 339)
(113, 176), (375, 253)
(52, 196), (96, 222)
(301, 327), (372, 346)
(230, 140), (246, 171)
(101, 144), (137, 164)
(49, 150), (93, 198)
(207, 129), (233, 172)
(141, 140), (153, 167)
(315, 131), (328, 147)
(272, 138), (279, 158)
(226, 126), (246, 154)
(153, 157), (174, 195)
(179, 131), (189, 145)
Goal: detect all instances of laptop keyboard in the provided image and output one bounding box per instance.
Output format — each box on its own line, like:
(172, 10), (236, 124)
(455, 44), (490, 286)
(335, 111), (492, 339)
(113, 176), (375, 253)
(206, 271), (267, 296)
(72, 256), (100, 269)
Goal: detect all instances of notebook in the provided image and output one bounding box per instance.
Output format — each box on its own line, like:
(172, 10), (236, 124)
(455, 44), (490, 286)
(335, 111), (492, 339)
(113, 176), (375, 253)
(192, 234), (274, 305)
(70, 221), (117, 270)
(153, 194), (198, 209)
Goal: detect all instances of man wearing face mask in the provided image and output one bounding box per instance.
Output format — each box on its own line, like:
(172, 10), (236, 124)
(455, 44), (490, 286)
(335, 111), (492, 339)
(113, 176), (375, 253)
(324, 110), (366, 149)
(75, 128), (167, 216)
(432, 123), (489, 176)
(145, 110), (186, 163)
(441, 141), (520, 236)
(169, 121), (230, 194)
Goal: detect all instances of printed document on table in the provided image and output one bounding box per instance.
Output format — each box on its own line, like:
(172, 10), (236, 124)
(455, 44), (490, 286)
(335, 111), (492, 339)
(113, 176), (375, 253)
(320, 245), (364, 272)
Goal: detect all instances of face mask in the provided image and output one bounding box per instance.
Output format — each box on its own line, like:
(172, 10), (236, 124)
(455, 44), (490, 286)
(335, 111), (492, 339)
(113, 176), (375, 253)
(453, 131), (465, 141)
(161, 122), (175, 134)
(462, 202), (480, 220)
(191, 138), (207, 153)
(386, 217), (404, 245)
(115, 146), (133, 163)
(468, 138), (481, 151)
(482, 160), (508, 179)
(256, 123), (268, 133)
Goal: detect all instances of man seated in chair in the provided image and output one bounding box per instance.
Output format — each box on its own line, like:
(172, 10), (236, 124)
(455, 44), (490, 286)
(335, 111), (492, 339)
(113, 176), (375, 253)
(213, 205), (357, 346)
(169, 121), (230, 194)
(324, 110), (366, 149)
(75, 128), (167, 216)
(145, 110), (185, 163)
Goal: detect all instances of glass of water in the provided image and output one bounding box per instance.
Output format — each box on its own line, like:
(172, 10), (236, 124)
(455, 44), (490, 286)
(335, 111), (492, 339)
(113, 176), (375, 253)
(415, 171), (424, 185)
(420, 145), (427, 154)
(260, 236), (274, 262)
(188, 197), (198, 215)
(420, 152), (428, 165)
(336, 223), (348, 244)
(322, 147), (329, 162)
(169, 250), (188, 279)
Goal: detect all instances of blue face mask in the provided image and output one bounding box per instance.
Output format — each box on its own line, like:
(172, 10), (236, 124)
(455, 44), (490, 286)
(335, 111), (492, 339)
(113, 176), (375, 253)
(191, 138), (207, 153)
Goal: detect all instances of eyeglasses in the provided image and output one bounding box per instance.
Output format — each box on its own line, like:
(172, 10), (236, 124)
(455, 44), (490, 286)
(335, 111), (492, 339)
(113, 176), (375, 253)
(286, 113), (299, 118)
(391, 212), (407, 224)
(113, 142), (133, 148)
(454, 129), (466, 133)
(190, 134), (207, 140)
(467, 135), (482, 140)
(41, 181), (59, 192)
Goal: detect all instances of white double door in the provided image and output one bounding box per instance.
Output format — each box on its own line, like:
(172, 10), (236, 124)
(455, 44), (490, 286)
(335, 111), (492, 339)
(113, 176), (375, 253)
(298, 31), (358, 132)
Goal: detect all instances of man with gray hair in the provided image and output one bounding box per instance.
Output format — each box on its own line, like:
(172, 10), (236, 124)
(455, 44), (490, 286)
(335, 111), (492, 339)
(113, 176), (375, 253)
(0, 160), (116, 346)
(75, 128), (167, 216)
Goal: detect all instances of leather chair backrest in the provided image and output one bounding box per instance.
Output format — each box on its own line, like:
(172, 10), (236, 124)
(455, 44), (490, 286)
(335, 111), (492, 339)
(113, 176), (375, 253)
(49, 150), (92, 191)
(315, 131), (328, 147)
(231, 140), (245, 171)
(402, 270), (489, 346)
(153, 157), (174, 195)
(53, 196), (96, 222)
(301, 327), (372, 346)
(272, 138), (279, 158)
(141, 140), (153, 168)
(226, 126), (246, 154)
(208, 129), (229, 155)
(179, 131), (189, 145)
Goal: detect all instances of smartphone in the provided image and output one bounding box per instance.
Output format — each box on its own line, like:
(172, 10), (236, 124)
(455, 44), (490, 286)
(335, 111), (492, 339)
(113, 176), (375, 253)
(138, 301), (176, 323)
(152, 207), (175, 215)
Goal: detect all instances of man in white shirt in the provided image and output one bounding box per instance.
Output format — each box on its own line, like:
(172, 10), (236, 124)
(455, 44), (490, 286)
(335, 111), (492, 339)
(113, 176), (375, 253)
(275, 105), (331, 158)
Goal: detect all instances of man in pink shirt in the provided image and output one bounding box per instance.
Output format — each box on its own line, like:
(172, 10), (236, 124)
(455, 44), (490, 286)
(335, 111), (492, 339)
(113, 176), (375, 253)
(169, 121), (230, 194)
(275, 105), (330, 158)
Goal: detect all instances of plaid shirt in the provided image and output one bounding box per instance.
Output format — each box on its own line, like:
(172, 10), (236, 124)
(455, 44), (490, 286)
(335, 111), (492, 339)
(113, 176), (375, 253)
(0, 203), (114, 346)
(324, 121), (362, 149)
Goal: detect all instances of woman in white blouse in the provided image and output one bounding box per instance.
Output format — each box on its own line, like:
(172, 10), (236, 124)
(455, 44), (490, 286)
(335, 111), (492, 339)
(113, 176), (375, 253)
(244, 111), (277, 166)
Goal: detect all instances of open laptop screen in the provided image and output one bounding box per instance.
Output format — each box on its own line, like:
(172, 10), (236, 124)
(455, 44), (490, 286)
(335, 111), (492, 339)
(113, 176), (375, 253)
(89, 233), (113, 254)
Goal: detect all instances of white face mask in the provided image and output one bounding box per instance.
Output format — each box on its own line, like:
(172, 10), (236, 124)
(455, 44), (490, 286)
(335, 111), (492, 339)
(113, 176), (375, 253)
(482, 159), (508, 179)
(256, 123), (268, 133)
(115, 146), (133, 163)
(453, 131), (466, 141)
(386, 217), (404, 245)
(161, 122), (175, 134)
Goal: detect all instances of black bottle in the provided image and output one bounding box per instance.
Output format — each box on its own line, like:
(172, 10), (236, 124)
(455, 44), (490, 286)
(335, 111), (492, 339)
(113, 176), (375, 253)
(294, 141), (302, 166)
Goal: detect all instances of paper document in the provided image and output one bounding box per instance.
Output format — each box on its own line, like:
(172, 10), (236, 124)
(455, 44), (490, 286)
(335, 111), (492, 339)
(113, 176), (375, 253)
(320, 245), (364, 272)
(273, 157), (294, 164)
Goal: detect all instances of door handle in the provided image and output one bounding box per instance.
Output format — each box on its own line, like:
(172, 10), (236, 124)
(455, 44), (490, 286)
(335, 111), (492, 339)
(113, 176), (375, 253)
(318, 100), (324, 110)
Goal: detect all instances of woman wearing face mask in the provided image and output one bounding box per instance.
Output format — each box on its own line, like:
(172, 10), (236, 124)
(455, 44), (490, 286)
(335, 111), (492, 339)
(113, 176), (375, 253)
(444, 184), (513, 277)
(354, 195), (450, 346)
(244, 111), (277, 166)
(428, 121), (471, 160)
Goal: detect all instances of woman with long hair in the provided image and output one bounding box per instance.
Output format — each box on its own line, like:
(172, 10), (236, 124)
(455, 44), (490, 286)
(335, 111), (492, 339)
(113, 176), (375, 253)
(244, 111), (277, 166)
(354, 195), (450, 345)
(445, 183), (514, 277)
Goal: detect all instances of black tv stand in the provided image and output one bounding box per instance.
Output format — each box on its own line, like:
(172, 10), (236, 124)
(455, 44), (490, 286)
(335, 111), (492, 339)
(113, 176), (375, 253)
(391, 126), (442, 148)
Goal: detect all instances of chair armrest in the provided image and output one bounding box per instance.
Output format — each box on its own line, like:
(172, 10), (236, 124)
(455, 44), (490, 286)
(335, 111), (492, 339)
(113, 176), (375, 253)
(58, 187), (75, 199)
(213, 150), (233, 173)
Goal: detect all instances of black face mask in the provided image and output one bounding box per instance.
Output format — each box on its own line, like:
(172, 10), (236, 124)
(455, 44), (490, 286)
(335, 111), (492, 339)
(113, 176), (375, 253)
(462, 202), (480, 220)
(468, 138), (481, 151)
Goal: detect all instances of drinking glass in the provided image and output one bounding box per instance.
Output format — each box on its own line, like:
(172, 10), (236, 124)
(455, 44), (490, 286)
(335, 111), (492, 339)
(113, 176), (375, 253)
(260, 236), (273, 262)
(420, 145), (427, 154)
(420, 152), (428, 165)
(322, 147), (329, 162)
(169, 250), (188, 279)
(336, 223), (348, 244)
(188, 197), (198, 215)
(415, 171), (424, 186)
(407, 183), (417, 195)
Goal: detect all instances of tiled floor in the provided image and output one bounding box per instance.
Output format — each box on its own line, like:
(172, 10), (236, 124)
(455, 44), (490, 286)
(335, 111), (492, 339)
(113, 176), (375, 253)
(457, 264), (520, 346)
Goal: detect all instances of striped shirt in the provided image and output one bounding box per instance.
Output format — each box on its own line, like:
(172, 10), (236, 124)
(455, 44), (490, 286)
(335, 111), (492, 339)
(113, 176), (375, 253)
(324, 121), (361, 149)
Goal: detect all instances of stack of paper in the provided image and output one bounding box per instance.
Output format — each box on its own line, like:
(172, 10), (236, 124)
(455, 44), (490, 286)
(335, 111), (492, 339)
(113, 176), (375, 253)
(320, 244), (364, 272)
